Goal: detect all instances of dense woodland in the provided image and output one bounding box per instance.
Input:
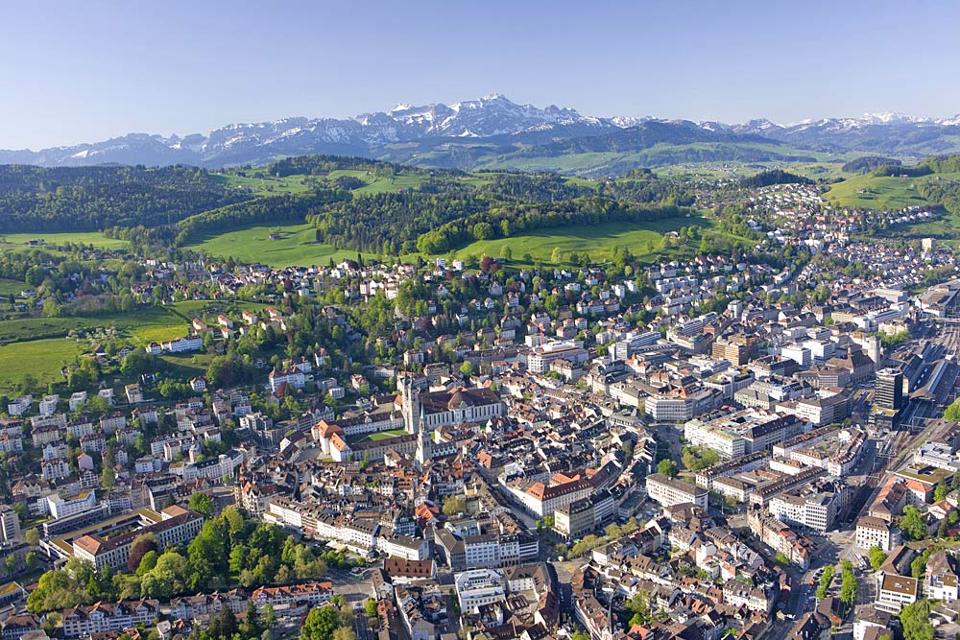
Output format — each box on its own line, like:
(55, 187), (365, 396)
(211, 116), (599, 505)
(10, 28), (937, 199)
(841, 156), (901, 174)
(739, 169), (813, 188)
(0, 165), (245, 231)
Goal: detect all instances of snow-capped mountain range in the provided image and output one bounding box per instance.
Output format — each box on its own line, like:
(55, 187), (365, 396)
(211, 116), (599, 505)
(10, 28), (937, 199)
(1, 94), (958, 168)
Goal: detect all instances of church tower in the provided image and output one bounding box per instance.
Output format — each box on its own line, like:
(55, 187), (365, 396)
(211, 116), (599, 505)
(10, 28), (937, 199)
(416, 415), (432, 466)
(401, 375), (421, 434)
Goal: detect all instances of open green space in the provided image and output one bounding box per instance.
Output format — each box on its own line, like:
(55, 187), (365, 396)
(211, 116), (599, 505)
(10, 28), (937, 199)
(824, 174), (936, 210)
(326, 169), (426, 195)
(0, 337), (83, 393)
(159, 352), (215, 378)
(0, 300), (273, 392)
(0, 279), (25, 296)
(348, 428), (409, 444)
(0, 300), (272, 347)
(449, 216), (710, 264)
(0, 306), (186, 346)
(217, 168), (429, 197)
(0, 232), (129, 250)
(186, 222), (361, 267)
(216, 172), (314, 196)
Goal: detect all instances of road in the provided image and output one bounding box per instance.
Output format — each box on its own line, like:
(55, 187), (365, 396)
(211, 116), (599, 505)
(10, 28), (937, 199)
(353, 610), (373, 640)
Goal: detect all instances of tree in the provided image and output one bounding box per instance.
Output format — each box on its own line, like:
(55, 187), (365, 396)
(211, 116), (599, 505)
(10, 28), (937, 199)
(442, 495), (466, 517)
(188, 492), (215, 517)
(657, 459), (678, 477)
(934, 483), (949, 502)
(208, 607), (239, 639)
(100, 466), (115, 490)
(945, 398), (960, 422)
(624, 592), (651, 627)
(458, 361), (474, 377)
(911, 549), (931, 579)
(121, 351), (156, 378)
(332, 629), (356, 640)
(839, 560), (857, 610)
(24, 528), (40, 546)
(868, 546), (887, 571)
(136, 550), (158, 576)
(261, 603), (276, 628)
(300, 606), (342, 640)
(900, 506), (927, 541)
(127, 534), (157, 573)
(815, 565), (835, 599)
(472, 222), (494, 241)
(899, 600), (934, 640)
(363, 598), (378, 619)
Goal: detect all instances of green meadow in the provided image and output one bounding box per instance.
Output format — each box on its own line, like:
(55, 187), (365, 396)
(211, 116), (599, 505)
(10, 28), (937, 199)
(185, 223), (360, 267)
(450, 217), (710, 265)
(0, 232), (129, 250)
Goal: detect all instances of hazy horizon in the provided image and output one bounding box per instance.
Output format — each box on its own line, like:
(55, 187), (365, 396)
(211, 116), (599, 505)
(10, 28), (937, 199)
(2, 0), (959, 149)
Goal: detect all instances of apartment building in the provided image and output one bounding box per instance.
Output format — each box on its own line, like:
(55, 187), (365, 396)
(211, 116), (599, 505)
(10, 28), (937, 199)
(646, 473), (708, 509)
(856, 516), (895, 552)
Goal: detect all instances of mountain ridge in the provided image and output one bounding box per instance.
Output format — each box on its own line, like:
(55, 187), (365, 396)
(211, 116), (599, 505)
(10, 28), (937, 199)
(2, 95), (959, 169)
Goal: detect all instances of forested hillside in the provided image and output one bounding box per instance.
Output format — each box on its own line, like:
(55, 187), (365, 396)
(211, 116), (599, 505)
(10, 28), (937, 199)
(0, 165), (246, 232)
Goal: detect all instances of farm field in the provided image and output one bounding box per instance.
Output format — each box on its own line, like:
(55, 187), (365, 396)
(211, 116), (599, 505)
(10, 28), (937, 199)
(217, 168), (429, 197)
(186, 222), (361, 267)
(449, 217), (710, 265)
(0, 231), (129, 250)
(326, 169), (426, 194)
(216, 172), (314, 195)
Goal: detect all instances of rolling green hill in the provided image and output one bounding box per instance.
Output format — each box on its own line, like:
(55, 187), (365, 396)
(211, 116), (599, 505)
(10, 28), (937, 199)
(450, 218), (703, 265)
(186, 223), (360, 267)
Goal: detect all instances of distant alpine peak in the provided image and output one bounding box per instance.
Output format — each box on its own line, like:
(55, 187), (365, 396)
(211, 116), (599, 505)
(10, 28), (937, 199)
(4, 94), (960, 169)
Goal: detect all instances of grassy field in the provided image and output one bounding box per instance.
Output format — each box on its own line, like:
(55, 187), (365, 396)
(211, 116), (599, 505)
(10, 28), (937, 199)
(0, 300), (272, 392)
(0, 232), (129, 250)
(0, 337), (83, 393)
(0, 300), (273, 347)
(0, 279), (24, 296)
(186, 222), (363, 267)
(0, 306), (190, 346)
(348, 428), (409, 444)
(326, 169), (426, 195)
(218, 168), (428, 197)
(216, 172), (314, 195)
(450, 216), (709, 264)
(824, 174), (934, 210)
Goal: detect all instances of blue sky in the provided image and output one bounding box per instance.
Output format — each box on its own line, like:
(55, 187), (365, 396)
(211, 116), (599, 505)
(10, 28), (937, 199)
(1, 0), (958, 149)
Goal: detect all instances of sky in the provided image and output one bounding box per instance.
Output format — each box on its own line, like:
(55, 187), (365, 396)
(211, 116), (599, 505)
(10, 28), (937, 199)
(1, 0), (958, 149)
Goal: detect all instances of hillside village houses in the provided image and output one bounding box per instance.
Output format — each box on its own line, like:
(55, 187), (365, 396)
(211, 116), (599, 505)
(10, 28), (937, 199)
(5, 174), (960, 640)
